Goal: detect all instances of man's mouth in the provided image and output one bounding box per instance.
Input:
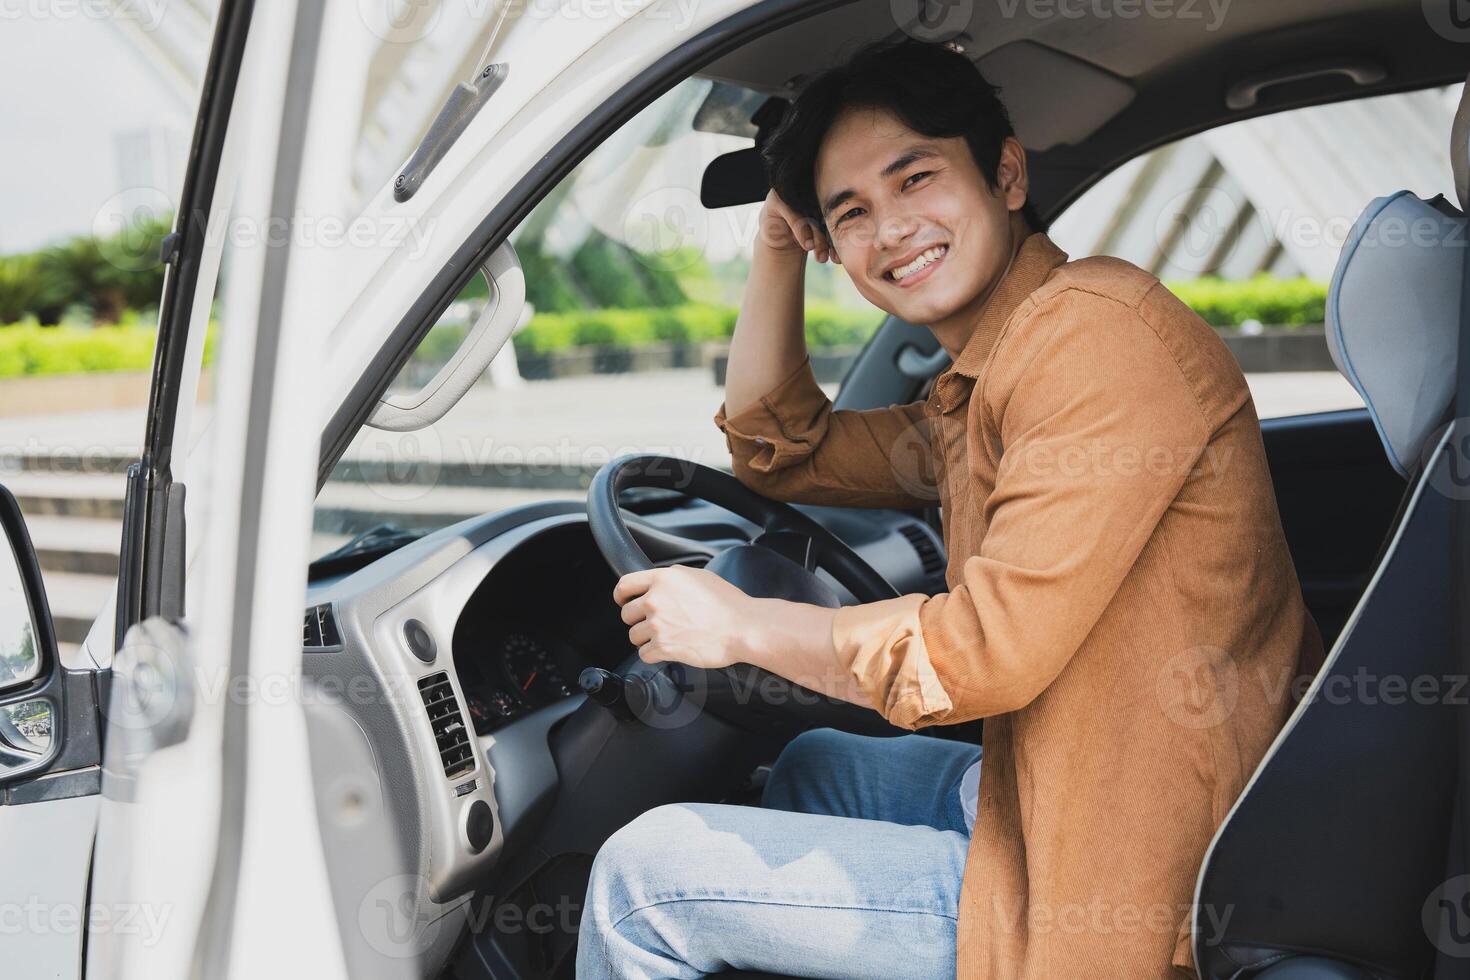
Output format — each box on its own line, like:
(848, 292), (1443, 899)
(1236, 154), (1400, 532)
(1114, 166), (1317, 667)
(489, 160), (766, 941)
(883, 244), (948, 286)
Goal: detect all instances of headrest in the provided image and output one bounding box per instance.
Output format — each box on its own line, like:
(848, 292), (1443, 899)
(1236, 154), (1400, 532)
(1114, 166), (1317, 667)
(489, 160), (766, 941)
(1454, 71), (1470, 211)
(1326, 190), (1462, 478)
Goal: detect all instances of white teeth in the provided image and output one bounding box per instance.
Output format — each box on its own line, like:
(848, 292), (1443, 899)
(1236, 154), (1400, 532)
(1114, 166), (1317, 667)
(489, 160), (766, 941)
(888, 245), (947, 282)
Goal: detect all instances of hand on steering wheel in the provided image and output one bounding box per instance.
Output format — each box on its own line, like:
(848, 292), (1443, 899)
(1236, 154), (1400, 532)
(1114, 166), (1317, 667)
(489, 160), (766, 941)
(585, 454), (902, 735)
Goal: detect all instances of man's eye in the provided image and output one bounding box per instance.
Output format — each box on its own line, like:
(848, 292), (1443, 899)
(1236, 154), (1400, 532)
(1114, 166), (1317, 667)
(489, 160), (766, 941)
(903, 171), (932, 189)
(837, 207), (865, 225)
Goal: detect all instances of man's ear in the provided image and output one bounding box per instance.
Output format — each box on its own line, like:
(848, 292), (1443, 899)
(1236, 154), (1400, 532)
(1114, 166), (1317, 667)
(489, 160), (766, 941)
(996, 137), (1029, 213)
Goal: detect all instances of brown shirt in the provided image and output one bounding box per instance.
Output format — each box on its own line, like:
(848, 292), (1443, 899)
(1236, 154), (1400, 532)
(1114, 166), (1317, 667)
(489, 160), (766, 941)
(714, 231), (1320, 979)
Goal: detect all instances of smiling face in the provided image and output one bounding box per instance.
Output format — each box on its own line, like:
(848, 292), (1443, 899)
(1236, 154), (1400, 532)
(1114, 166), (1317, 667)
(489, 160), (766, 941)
(813, 107), (1031, 351)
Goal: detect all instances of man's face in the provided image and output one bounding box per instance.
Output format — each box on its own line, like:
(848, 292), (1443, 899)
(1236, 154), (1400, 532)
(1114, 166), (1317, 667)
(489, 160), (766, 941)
(813, 107), (1028, 329)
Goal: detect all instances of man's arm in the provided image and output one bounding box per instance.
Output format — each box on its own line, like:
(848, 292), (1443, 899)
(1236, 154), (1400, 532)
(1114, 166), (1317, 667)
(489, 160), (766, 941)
(716, 192), (936, 510)
(624, 290), (1215, 728)
(612, 565), (865, 706)
(722, 190), (819, 418)
(831, 292), (1213, 727)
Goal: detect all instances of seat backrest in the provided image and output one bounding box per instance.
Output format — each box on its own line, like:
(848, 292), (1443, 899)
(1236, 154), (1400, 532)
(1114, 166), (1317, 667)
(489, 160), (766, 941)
(1192, 77), (1468, 978)
(1326, 189), (1462, 478)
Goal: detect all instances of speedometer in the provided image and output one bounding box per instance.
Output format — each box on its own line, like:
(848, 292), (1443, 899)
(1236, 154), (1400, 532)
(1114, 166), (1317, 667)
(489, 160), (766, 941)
(499, 631), (573, 706)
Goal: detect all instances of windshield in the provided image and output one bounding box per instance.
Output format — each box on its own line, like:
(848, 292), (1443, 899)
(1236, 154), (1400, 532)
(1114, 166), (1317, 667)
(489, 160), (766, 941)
(311, 77), (883, 561)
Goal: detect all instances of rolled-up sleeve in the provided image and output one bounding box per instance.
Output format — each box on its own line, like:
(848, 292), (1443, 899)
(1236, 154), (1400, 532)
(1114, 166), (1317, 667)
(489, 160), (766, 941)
(831, 293), (1212, 729)
(714, 356), (936, 509)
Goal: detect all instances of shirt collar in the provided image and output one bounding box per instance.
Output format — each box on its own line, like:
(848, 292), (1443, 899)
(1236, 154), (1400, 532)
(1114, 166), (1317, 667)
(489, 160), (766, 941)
(929, 230), (1068, 411)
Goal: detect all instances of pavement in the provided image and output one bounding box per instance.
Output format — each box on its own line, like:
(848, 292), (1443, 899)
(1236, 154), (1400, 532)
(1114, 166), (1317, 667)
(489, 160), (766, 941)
(0, 368), (1364, 650)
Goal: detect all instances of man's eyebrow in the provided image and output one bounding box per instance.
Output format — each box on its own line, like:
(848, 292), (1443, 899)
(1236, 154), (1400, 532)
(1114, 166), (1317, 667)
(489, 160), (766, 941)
(820, 145), (943, 217)
(880, 145), (941, 179)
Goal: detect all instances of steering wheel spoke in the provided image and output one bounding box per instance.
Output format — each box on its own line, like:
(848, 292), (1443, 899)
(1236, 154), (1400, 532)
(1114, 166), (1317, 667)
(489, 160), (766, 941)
(752, 529), (817, 570)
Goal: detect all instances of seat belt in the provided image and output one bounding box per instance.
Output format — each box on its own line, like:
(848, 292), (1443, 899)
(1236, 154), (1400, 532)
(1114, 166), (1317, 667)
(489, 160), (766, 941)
(1453, 214), (1470, 930)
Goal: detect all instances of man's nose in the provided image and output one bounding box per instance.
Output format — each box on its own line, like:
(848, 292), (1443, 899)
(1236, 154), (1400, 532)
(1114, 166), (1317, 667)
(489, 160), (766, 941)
(876, 211), (921, 250)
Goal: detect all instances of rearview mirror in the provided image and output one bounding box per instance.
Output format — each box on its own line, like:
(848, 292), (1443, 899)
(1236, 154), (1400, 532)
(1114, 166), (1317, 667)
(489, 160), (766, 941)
(0, 530), (40, 693)
(367, 241), (526, 432)
(0, 484), (64, 782)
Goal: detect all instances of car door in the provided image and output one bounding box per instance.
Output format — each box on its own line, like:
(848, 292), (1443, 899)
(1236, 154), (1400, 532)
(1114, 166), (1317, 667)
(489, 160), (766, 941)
(51, 3), (831, 977)
(81, 1), (356, 976)
(0, 2), (263, 975)
(0, 2), (351, 978)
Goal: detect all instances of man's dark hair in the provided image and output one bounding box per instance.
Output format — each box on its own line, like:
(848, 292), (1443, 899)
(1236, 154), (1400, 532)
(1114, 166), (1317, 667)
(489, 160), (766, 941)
(761, 39), (1046, 241)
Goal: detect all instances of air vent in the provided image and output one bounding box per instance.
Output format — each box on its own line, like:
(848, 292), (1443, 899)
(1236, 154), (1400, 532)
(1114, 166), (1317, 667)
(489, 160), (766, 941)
(303, 603), (341, 649)
(418, 672), (475, 780)
(898, 523), (945, 580)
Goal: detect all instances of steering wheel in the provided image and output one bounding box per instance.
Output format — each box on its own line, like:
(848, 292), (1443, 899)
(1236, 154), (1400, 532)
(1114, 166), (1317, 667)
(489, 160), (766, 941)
(586, 454), (902, 734)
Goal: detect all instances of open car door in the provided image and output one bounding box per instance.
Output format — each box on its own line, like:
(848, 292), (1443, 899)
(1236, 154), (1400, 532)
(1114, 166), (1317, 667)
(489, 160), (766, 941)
(0, 2), (352, 977)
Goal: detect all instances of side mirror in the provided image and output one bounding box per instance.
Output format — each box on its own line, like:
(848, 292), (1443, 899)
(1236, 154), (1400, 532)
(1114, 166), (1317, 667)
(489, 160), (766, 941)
(0, 484), (63, 782)
(367, 241), (526, 432)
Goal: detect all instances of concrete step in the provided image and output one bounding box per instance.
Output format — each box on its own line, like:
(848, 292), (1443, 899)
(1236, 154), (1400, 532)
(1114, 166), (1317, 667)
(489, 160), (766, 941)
(311, 482), (573, 537)
(0, 470), (573, 649)
(4, 471), (576, 535)
(39, 570), (114, 647)
(5, 472), (128, 521)
(8, 449), (600, 490)
(25, 515), (122, 576)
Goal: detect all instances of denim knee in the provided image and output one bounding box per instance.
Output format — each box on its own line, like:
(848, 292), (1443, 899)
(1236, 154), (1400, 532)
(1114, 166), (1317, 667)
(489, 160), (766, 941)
(763, 728), (858, 810)
(586, 802), (714, 934)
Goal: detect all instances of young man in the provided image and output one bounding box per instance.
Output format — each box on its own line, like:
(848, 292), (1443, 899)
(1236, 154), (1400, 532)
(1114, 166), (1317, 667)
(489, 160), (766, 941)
(577, 40), (1320, 979)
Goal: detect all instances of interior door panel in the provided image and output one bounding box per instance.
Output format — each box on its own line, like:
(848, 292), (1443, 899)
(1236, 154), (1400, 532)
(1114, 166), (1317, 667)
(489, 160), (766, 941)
(1259, 409), (1406, 646)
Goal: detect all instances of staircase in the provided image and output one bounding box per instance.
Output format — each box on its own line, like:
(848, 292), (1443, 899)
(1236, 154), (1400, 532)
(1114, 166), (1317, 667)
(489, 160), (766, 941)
(5, 452), (576, 652)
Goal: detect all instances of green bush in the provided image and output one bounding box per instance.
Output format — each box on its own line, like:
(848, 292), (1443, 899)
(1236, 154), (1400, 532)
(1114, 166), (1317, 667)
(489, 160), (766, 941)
(803, 303), (882, 348)
(511, 302), (878, 356)
(568, 231), (689, 309)
(516, 240), (587, 313)
(0, 322), (158, 378)
(1166, 275), (1326, 328)
(0, 273), (1330, 379)
(512, 304), (736, 355)
(0, 254), (70, 324)
(0, 216), (170, 325)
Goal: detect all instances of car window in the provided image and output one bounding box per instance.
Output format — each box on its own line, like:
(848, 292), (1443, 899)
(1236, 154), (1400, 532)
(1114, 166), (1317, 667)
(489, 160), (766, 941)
(312, 78), (884, 558)
(1049, 83), (1464, 419)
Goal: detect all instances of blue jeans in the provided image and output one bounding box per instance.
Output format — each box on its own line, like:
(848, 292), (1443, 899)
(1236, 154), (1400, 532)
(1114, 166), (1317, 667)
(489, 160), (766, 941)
(576, 728), (982, 979)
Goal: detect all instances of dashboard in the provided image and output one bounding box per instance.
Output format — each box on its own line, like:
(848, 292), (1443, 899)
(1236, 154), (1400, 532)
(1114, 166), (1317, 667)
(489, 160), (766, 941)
(448, 521), (630, 734)
(460, 627), (581, 730)
(300, 493), (946, 972)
